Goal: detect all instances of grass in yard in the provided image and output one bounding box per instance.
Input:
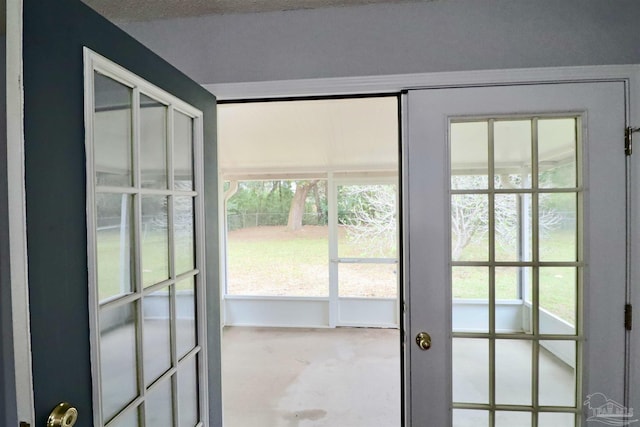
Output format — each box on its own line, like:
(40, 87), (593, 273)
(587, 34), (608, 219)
(453, 229), (577, 325)
(98, 224), (577, 325)
(97, 228), (195, 301)
(226, 225), (397, 297)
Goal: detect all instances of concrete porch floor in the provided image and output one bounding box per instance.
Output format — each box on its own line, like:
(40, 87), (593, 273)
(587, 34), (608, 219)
(221, 326), (401, 427)
(221, 327), (576, 427)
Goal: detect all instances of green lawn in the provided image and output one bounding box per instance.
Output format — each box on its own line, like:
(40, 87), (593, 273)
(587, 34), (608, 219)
(452, 229), (577, 324)
(96, 228), (195, 301)
(97, 225), (577, 325)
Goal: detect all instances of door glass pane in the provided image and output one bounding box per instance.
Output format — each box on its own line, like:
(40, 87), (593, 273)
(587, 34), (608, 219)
(100, 303), (138, 421)
(140, 94), (167, 189)
(495, 267), (521, 300)
(447, 113), (583, 425)
(495, 193), (532, 262)
(539, 267), (576, 334)
(538, 118), (577, 189)
(494, 120), (532, 189)
(141, 196), (169, 286)
(451, 194), (489, 261)
(97, 193), (134, 302)
(495, 340), (532, 405)
(453, 409), (488, 427)
(176, 277), (197, 359)
(338, 263), (397, 298)
(178, 357), (199, 427)
(108, 408), (140, 427)
(451, 121), (489, 189)
(94, 72), (132, 187)
(90, 59), (204, 427)
(538, 412), (575, 426)
(452, 267), (488, 332)
(174, 111), (194, 190)
(145, 379), (173, 427)
(452, 338), (488, 404)
(337, 184), (397, 258)
(174, 196), (195, 275)
(539, 193), (577, 262)
(495, 411), (531, 427)
(539, 340), (576, 407)
(143, 287), (171, 386)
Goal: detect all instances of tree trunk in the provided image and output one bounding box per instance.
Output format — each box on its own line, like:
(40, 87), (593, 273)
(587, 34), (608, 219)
(287, 181), (317, 231)
(312, 182), (324, 224)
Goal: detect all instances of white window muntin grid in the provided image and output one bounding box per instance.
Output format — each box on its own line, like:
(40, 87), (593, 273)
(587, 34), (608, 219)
(84, 48), (207, 427)
(449, 115), (583, 426)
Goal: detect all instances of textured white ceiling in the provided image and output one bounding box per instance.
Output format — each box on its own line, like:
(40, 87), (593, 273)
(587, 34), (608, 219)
(83, 0), (426, 22)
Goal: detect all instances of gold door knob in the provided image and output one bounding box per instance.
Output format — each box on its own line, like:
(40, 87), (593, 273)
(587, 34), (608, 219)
(47, 402), (78, 427)
(416, 332), (432, 350)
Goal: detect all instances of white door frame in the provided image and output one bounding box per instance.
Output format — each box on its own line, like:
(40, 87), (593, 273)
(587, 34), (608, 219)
(208, 64), (640, 421)
(6, 0), (36, 425)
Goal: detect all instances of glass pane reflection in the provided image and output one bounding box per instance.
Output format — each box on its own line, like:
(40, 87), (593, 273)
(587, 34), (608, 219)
(495, 340), (532, 405)
(538, 118), (577, 189)
(178, 357), (199, 427)
(452, 338), (489, 404)
(539, 340), (576, 407)
(96, 193), (134, 303)
(94, 72), (132, 187)
(495, 411), (531, 427)
(140, 94), (167, 189)
(174, 196), (195, 275)
(538, 412), (575, 427)
(108, 408), (139, 427)
(143, 287), (171, 386)
(453, 409), (489, 427)
(176, 278), (197, 360)
(494, 120), (532, 189)
(141, 196), (169, 287)
(174, 111), (194, 190)
(145, 379), (173, 427)
(100, 304), (138, 422)
(451, 194), (489, 262)
(450, 121), (489, 190)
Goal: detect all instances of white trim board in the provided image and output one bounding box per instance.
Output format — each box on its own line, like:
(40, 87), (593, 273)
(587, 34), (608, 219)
(205, 65), (640, 101)
(7, 0), (35, 424)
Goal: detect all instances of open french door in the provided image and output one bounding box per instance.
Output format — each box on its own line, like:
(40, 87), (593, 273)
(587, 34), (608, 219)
(404, 82), (630, 426)
(22, 0), (219, 426)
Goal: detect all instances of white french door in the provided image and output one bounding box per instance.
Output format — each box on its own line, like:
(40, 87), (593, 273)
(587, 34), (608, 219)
(85, 50), (208, 427)
(404, 82), (628, 426)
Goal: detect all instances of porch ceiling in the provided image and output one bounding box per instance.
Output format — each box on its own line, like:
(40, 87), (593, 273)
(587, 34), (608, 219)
(217, 97), (399, 179)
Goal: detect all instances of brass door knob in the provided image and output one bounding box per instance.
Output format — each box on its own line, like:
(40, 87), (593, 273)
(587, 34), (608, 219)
(47, 402), (78, 427)
(416, 332), (432, 350)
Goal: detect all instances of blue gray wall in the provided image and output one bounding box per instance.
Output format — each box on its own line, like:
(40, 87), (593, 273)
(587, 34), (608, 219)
(121, 0), (640, 85)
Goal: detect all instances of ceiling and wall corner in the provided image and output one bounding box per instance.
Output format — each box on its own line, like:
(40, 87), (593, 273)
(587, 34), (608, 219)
(110, 0), (640, 86)
(82, 0), (429, 22)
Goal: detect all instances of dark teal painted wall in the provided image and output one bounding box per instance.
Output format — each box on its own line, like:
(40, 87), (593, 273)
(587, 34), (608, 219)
(23, 0), (220, 425)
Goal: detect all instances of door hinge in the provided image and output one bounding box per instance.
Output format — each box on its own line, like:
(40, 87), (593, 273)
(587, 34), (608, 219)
(19, 422), (30, 427)
(625, 127), (640, 156)
(625, 303), (633, 331)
